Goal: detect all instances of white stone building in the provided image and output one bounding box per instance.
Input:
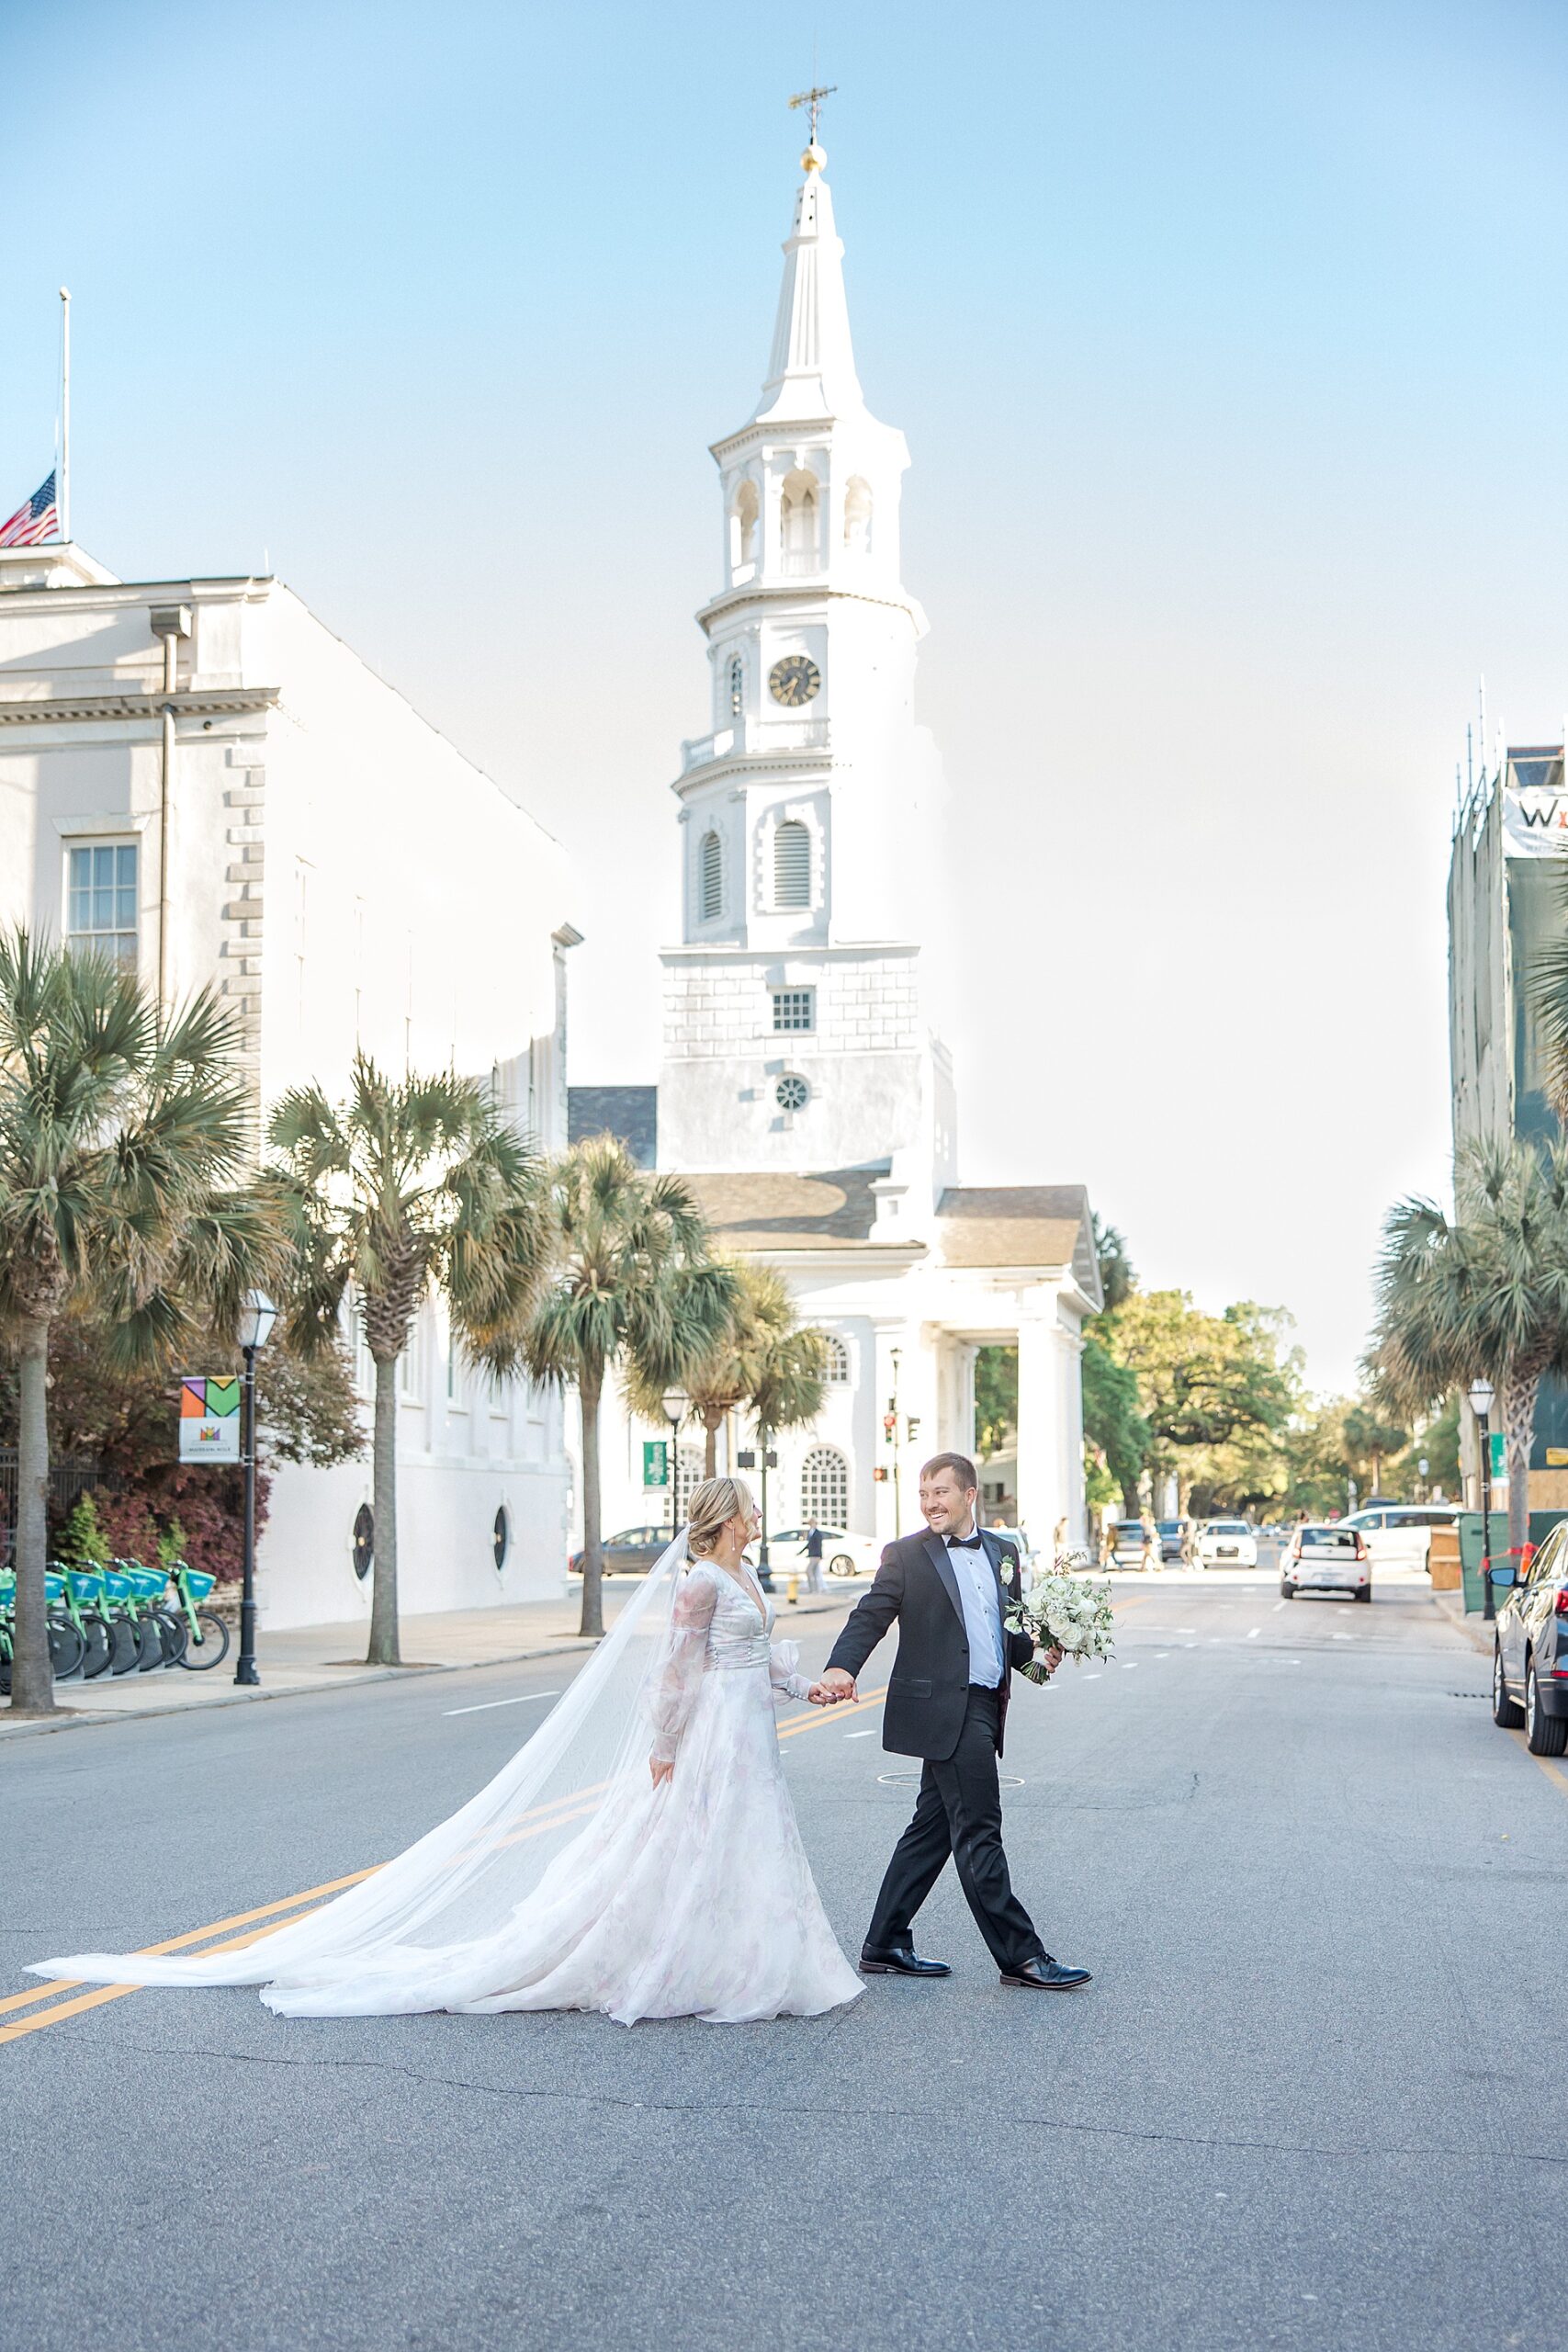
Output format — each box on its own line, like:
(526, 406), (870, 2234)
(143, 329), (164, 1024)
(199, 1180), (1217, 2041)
(0, 537), (579, 1626)
(579, 139), (1100, 1556)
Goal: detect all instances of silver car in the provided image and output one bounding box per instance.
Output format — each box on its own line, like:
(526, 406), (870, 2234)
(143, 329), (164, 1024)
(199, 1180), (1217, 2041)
(1488, 1522), (1568, 1755)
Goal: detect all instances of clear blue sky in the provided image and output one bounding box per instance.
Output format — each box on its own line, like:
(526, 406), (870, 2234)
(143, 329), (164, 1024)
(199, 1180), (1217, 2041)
(6, 0), (1568, 1393)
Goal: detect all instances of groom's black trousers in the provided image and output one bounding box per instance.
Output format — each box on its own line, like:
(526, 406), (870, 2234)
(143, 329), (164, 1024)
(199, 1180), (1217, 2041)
(866, 1686), (1043, 1973)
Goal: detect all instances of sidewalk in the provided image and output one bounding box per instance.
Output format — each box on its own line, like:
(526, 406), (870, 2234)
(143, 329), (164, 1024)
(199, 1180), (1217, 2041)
(1433, 1587), (1492, 1659)
(0, 1577), (863, 1742)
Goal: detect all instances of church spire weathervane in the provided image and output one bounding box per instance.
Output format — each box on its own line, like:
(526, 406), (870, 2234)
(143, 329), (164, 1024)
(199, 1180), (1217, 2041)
(788, 80), (836, 167)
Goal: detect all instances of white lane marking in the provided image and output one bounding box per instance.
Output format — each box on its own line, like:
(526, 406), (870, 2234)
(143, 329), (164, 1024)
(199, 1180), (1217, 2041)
(1083, 1672), (1102, 1680)
(1122, 1662), (1139, 1670)
(1332, 1633), (1354, 1641)
(844, 1728), (878, 1739)
(1247, 1628), (1260, 1640)
(443, 1690), (562, 1718)
(1270, 1600), (1286, 1613)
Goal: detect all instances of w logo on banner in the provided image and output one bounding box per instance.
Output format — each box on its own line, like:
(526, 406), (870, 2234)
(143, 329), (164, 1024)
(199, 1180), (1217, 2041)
(1504, 790), (1568, 856)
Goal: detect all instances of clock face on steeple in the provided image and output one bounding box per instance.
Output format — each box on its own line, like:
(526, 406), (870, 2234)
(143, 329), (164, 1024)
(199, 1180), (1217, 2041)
(768, 655), (821, 708)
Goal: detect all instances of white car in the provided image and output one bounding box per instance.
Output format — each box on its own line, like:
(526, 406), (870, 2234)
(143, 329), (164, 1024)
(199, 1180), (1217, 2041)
(1199, 1519), (1258, 1567)
(762, 1526), (876, 1581)
(1280, 1521), (1371, 1601)
(1340, 1505), (1459, 1574)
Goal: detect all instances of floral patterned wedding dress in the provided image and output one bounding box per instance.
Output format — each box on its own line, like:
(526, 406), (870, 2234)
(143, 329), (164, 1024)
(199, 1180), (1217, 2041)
(394, 1559), (864, 2028)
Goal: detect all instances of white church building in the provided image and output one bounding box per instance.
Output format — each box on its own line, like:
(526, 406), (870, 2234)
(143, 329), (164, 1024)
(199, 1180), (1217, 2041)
(0, 536), (580, 1626)
(579, 135), (1100, 1555)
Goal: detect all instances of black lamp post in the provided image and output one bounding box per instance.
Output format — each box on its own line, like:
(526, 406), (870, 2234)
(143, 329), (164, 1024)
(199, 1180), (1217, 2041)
(660, 1387), (687, 1539)
(1469, 1375), (1496, 1622)
(235, 1288), (278, 1685)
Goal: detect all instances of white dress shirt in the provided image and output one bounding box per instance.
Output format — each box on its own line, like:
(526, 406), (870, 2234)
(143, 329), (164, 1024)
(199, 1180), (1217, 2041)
(946, 1529), (1005, 1689)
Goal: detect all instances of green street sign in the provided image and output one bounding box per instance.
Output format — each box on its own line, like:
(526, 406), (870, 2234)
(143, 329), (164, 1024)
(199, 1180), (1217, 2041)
(643, 1440), (669, 1488)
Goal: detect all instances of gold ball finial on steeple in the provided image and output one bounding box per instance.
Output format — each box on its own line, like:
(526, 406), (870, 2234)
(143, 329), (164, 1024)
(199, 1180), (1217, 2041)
(801, 141), (827, 173)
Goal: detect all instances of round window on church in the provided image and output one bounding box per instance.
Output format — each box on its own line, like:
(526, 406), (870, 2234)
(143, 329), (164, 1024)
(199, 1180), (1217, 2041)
(775, 1074), (810, 1113)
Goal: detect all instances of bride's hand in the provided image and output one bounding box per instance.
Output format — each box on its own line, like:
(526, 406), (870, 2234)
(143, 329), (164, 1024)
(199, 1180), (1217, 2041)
(649, 1755), (674, 1787)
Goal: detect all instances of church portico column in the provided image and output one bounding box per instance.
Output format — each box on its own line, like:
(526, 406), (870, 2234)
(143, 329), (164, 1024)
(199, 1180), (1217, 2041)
(1016, 1306), (1064, 1555)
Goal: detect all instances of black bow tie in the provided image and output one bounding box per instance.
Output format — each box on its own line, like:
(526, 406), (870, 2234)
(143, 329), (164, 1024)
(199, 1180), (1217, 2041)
(947, 1533), (984, 1550)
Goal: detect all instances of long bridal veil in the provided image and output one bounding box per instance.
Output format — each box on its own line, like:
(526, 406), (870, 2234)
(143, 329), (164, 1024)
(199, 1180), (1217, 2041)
(32, 1530), (694, 1995)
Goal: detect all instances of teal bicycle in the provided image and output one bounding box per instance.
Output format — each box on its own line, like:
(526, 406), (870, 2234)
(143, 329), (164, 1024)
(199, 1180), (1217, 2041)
(164, 1557), (229, 1668)
(0, 1570), (89, 1690)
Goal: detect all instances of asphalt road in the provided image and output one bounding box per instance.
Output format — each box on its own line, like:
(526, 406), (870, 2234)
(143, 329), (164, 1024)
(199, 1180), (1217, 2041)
(3, 1572), (1563, 2352)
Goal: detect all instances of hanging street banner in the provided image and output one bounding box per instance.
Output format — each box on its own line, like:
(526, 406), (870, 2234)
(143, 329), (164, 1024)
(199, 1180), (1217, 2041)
(179, 1375), (242, 1463)
(642, 1440), (669, 1488)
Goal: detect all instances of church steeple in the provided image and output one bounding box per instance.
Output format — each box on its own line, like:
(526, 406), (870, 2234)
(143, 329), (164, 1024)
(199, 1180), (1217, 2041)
(751, 143), (864, 424)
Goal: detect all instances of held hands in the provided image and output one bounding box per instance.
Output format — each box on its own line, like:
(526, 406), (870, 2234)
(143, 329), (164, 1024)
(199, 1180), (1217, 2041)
(807, 1668), (857, 1707)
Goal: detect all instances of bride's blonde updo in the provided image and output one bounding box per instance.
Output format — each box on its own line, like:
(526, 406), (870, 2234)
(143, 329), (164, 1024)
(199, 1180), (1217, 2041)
(685, 1476), (757, 1558)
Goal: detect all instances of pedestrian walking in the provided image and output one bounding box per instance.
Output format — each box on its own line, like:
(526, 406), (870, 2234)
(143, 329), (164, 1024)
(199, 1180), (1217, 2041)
(1140, 1514), (1162, 1575)
(804, 1522), (825, 1595)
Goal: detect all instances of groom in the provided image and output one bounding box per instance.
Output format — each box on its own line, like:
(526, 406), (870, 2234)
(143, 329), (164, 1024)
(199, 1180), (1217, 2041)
(810, 1453), (1091, 1993)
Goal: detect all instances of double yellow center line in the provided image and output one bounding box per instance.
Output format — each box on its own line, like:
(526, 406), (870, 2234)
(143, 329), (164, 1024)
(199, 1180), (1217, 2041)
(0, 1683), (887, 2047)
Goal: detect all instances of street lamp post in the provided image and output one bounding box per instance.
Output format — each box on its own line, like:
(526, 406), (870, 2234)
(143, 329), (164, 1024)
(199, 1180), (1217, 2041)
(235, 1289), (278, 1686)
(660, 1387), (687, 1540)
(889, 1346), (903, 1531)
(1469, 1376), (1496, 1622)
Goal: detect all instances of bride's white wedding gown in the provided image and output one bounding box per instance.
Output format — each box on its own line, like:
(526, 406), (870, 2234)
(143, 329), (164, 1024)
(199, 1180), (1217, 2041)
(37, 1559), (863, 2030)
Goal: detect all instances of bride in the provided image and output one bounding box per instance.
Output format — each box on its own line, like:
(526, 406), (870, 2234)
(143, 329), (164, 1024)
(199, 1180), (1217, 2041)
(33, 1476), (863, 2027)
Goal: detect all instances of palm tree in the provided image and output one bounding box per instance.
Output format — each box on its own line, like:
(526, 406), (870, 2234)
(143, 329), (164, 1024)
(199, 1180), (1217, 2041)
(745, 1308), (828, 1569)
(0, 929), (276, 1714)
(525, 1136), (736, 1639)
(266, 1056), (554, 1668)
(1369, 1136), (1568, 1557)
(1341, 1403), (1408, 1500)
(626, 1260), (820, 1481)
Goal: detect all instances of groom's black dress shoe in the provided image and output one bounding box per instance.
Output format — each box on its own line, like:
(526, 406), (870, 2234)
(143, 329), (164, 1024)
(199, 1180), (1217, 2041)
(859, 1943), (952, 1978)
(999, 1954), (1092, 1991)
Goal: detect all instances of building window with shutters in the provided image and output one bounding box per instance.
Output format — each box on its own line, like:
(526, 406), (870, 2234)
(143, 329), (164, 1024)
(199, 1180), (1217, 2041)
(728, 654), (745, 718)
(772, 988), (814, 1033)
(819, 1333), (850, 1385)
(801, 1444), (850, 1526)
(700, 830), (723, 922)
(773, 819), (811, 910)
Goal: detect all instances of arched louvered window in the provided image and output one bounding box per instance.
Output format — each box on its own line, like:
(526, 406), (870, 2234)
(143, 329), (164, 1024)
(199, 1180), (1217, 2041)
(773, 819), (811, 910)
(780, 471), (818, 575)
(819, 1334), (850, 1385)
(728, 655), (744, 718)
(731, 480), (759, 571)
(801, 1445), (850, 1527)
(843, 477), (873, 555)
(700, 830), (723, 922)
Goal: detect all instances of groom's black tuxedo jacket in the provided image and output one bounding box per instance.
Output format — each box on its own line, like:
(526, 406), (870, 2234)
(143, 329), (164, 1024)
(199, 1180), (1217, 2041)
(825, 1528), (1032, 1760)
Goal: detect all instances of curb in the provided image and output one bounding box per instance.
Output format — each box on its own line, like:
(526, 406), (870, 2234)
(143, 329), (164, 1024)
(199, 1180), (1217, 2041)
(0, 1588), (855, 1745)
(1433, 1589), (1493, 1659)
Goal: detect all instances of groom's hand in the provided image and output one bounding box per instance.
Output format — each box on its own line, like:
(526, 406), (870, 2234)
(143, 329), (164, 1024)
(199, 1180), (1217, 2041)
(1043, 1644), (1064, 1675)
(811, 1668), (857, 1706)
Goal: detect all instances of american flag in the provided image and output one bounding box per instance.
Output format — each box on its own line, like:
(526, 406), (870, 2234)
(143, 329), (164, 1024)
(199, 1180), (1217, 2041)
(0, 471), (59, 548)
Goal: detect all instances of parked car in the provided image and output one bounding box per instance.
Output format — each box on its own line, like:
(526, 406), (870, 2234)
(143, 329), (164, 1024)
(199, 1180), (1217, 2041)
(1489, 1522), (1568, 1755)
(1341, 1505), (1460, 1575)
(1156, 1519), (1187, 1563)
(764, 1527), (876, 1579)
(1199, 1519), (1258, 1567)
(1280, 1521), (1371, 1600)
(1109, 1519), (1149, 1568)
(568, 1525), (671, 1576)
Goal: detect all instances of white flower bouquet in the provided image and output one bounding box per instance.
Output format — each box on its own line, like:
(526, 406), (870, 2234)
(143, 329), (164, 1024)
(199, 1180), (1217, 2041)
(1003, 1551), (1116, 1684)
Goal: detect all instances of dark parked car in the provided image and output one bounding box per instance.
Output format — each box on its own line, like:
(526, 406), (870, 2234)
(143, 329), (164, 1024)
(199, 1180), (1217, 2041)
(568, 1524), (671, 1577)
(1156, 1519), (1186, 1563)
(1489, 1523), (1568, 1755)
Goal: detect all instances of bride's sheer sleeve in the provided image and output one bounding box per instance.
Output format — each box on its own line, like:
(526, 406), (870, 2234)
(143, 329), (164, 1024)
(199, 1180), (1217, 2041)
(649, 1567), (718, 1763)
(769, 1638), (811, 1705)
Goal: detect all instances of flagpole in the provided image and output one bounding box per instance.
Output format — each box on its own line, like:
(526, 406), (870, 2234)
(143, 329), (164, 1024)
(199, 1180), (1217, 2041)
(58, 287), (70, 543)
